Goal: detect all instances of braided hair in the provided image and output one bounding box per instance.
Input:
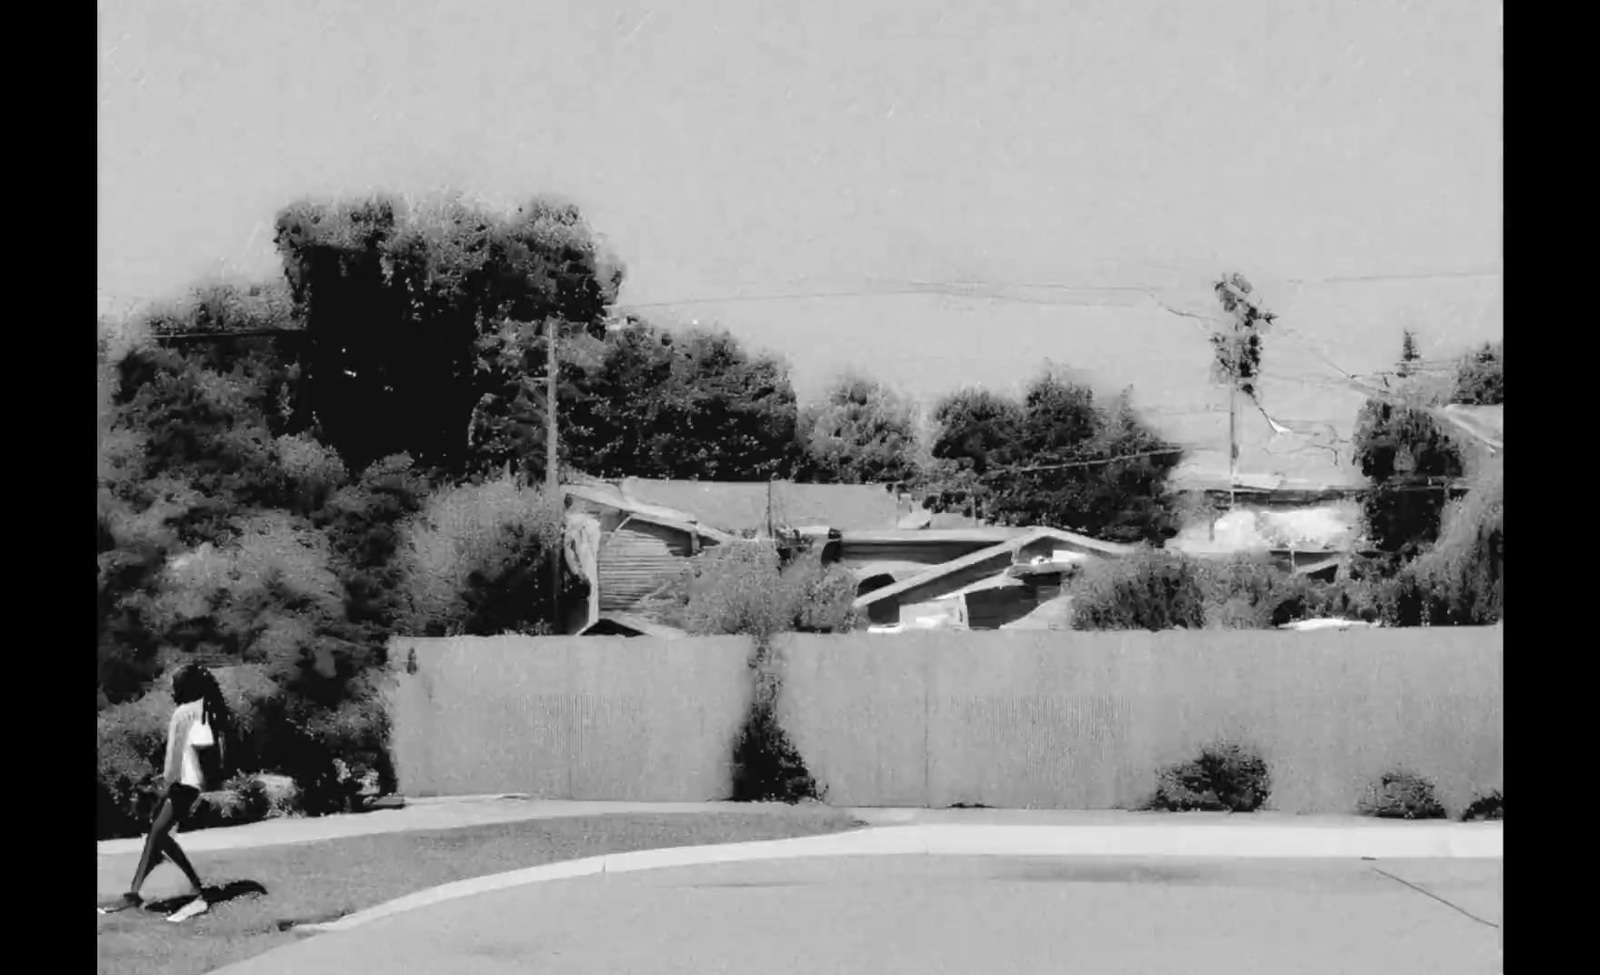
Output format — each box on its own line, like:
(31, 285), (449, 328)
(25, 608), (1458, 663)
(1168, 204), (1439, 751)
(171, 663), (232, 775)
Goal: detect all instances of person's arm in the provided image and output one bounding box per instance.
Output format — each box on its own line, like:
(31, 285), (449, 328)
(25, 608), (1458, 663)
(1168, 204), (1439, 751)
(200, 698), (228, 771)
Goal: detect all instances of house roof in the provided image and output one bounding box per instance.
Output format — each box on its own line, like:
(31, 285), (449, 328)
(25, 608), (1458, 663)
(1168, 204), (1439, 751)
(850, 560), (934, 583)
(615, 478), (901, 534)
(562, 483), (738, 544)
(852, 526), (1137, 610)
(578, 613), (688, 639)
(839, 528), (1027, 546)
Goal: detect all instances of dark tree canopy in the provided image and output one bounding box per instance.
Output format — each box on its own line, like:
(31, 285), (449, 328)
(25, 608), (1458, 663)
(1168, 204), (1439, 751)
(1450, 341), (1503, 406)
(922, 374), (1181, 543)
(272, 195), (624, 474)
(1352, 334), (1468, 556)
(798, 371), (918, 484)
(930, 388), (1026, 475)
(1210, 272), (1275, 401)
(563, 320), (802, 481)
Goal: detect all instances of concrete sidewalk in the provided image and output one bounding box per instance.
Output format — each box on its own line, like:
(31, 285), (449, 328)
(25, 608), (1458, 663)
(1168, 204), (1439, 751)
(99, 795), (1505, 857)
(97, 796), (789, 856)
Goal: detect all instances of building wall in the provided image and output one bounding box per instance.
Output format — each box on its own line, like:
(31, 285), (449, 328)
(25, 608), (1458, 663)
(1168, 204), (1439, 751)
(595, 517), (698, 613)
(964, 585), (1041, 630)
(389, 627), (1503, 814)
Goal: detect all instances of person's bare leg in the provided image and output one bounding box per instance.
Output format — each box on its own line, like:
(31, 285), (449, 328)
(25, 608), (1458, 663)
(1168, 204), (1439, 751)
(157, 832), (203, 893)
(99, 798), (179, 912)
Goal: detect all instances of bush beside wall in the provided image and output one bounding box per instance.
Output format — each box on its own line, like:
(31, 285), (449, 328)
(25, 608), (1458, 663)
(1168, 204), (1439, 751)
(1144, 741), (1272, 812)
(1357, 769), (1448, 820)
(96, 663), (391, 839)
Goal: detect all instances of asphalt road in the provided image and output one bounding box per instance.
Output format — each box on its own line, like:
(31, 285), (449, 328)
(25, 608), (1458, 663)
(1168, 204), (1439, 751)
(215, 855), (1502, 975)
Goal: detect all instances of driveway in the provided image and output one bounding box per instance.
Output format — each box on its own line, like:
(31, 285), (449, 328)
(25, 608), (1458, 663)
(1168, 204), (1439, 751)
(212, 854), (1502, 974)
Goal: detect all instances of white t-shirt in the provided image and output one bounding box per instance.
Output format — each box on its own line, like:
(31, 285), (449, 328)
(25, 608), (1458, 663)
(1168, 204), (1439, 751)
(165, 700), (216, 789)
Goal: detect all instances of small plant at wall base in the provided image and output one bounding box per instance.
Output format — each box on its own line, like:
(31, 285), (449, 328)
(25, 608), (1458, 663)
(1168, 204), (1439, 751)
(1357, 769), (1448, 820)
(1460, 789), (1502, 822)
(1144, 741), (1271, 812)
(729, 636), (825, 804)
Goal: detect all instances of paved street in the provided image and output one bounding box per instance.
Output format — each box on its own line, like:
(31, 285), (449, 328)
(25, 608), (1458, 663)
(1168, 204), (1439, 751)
(214, 854), (1502, 974)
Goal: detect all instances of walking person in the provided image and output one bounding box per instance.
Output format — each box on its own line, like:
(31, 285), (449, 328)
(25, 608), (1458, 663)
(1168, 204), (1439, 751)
(99, 663), (233, 922)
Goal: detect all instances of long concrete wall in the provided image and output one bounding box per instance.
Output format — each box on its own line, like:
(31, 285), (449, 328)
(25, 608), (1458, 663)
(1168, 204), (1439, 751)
(387, 627), (1502, 814)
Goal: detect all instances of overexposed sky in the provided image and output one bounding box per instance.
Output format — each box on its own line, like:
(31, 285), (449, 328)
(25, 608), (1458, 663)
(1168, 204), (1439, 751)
(99, 0), (1501, 483)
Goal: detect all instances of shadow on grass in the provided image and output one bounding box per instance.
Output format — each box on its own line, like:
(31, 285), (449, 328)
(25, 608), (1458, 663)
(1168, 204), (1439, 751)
(145, 880), (269, 915)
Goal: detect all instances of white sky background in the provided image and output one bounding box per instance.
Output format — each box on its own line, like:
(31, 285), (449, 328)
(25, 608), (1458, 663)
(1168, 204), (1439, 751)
(98, 0), (1501, 483)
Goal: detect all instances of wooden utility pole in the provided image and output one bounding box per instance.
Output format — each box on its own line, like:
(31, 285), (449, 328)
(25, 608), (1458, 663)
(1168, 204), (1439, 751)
(1228, 383), (1238, 515)
(546, 318), (561, 629)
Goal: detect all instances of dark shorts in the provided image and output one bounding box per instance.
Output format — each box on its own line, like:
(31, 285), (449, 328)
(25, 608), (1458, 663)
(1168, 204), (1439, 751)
(165, 784), (201, 822)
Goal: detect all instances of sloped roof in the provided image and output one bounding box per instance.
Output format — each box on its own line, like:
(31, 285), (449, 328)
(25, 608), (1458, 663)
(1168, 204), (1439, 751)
(840, 527), (1027, 546)
(615, 478), (901, 534)
(853, 526), (1137, 611)
(578, 613), (688, 639)
(562, 483), (737, 544)
(851, 560), (934, 582)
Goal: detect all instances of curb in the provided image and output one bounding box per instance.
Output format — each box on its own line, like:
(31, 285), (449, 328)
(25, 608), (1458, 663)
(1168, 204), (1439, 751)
(297, 821), (1502, 935)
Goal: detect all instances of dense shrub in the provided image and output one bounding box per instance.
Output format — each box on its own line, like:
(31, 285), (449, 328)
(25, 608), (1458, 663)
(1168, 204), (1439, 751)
(651, 541), (857, 638)
(1071, 547), (1394, 633)
(1070, 549), (1206, 631)
(1357, 769), (1448, 819)
(1380, 462), (1503, 627)
(660, 543), (837, 805)
(192, 775), (273, 830)
(396, 475), (569, 637)
(94, 661), (385, 837)
(1144, 741), (1272, 812)
(1198, 556), (1387, 630)
(729, 692), (824, 804)
(1461, 789), (1503, 822)
(97, 690), (176, 838)
(1451, 341), (1503, 406)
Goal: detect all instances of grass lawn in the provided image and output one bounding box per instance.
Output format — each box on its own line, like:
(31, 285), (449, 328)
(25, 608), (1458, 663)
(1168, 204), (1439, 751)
(96, 807), (866, 975)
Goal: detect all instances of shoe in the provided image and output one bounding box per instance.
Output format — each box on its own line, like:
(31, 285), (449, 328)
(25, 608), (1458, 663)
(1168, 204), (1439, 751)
(166, 897), (210, 923)
(98, 893), (143, 915)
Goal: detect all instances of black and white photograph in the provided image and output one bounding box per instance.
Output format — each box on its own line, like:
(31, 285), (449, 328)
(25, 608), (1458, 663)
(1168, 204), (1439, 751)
(97, 2), (1503, 972)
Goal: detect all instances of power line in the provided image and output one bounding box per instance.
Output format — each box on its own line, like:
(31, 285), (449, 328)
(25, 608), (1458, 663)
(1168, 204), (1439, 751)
(1285, 268), (1501, 285)
(611, 267), (1501, 313)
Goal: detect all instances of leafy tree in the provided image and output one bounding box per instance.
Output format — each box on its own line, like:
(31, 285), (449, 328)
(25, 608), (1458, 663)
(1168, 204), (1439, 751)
(798, 371), (918, 484)
(994, 381), (1181, 543)
(1383, 460), (1503, 626)
(467, 317), (608, 484)
(565, 321), (802, 480)
(560, 317), (677, 477)
(919, 376), (1181, 543)
(1210, 273), (1275, 402)
(1352, 335), (1466, 555)
(929, 387), (1025, 474)
(1398, 329), (1422, 378)
(311, 453), (433, 636)
(271, 194), (624, 474)
(1451, 341), (1503, 406)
